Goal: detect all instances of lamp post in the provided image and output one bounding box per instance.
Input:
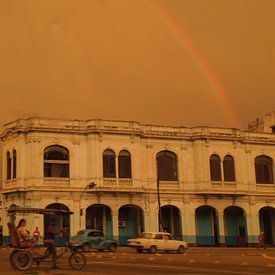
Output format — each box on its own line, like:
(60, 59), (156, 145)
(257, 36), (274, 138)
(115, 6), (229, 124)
(79, 182), (96, 228)
(157, 178), (163, 232)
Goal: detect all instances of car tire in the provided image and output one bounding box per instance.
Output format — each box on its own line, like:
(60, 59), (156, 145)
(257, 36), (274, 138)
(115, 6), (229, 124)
(136, 248), (143, 253)
(109, 244), (117, 252)
(82, 243), (90, 252)
(149, 245), (157, 254)
(177, 245), (185, 254)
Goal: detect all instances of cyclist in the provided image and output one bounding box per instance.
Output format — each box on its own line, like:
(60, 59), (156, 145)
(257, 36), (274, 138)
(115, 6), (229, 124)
(44, 218), (63, 269)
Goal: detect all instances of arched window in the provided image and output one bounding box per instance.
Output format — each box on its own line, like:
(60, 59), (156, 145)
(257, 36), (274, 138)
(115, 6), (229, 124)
(12, 150), (17, 179)
(6, 151), (11, 180)
(210, 154), (222, 181)
(156, 151), (178, 181)
(103, 149), (116, 178)
(255, 156), (274, 184)
(118, 150), (132, 178)
(223, 155), (235, 182)
(44, 145), (69, 178)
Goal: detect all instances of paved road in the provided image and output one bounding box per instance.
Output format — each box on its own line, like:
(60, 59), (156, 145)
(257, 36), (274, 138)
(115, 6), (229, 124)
(1, 247), (275, 274)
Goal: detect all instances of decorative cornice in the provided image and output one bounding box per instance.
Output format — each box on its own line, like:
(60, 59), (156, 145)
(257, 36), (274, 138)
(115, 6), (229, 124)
(0, 117), (275, 145)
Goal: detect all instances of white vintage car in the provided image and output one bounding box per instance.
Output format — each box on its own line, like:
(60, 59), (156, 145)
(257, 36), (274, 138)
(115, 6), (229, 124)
(127, 232), (188, 254)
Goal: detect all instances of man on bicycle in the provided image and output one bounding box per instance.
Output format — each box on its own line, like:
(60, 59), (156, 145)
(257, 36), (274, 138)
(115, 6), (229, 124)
(44, 218), (63, 269)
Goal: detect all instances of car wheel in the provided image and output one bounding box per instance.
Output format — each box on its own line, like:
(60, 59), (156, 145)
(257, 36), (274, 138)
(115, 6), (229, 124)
(177, 245), (185, 254)
(149, 245), (157, 254)
(136, 248), (143, 253)
(109, 244), (117, 252)
(82, 243), (90, 252)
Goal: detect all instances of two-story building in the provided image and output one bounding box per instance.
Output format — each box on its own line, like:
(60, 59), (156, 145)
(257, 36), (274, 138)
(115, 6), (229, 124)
(1, 112), (275, 246)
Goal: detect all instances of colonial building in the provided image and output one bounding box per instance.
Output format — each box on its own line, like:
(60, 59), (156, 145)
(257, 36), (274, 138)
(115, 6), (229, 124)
(1, 112), (275, 246)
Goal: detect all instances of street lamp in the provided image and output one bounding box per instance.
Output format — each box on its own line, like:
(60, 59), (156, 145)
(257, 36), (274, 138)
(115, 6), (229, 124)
(79, 182), (96, 228)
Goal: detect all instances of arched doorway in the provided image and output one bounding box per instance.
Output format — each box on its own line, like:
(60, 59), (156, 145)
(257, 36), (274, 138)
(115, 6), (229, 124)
(86, 204), (112, 238)
(224, 206), (247, 246)
(44, 203), (70, 246)
(195, 206), (219, 246)
(118, 205), (144, 245)
(161, 205), (182, 240)
(259, 207), (275, 245)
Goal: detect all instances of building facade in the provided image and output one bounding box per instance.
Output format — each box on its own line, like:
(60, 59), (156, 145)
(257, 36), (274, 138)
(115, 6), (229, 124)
(1, 113), (275, 246)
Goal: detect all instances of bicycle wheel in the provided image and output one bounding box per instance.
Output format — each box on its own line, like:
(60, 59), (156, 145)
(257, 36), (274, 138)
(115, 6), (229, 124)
(69, 252), (86, 270)
(13, 250), (33, 271)
(9, 250), (18, 269)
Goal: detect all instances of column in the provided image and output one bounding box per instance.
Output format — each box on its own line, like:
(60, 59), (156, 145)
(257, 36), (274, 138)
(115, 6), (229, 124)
(183, 204), (196, 244)
(180, 208), (185, 241)
(246, 206), (260, 245)
(218, 213), (226, 246)
(112, 211), (119, 241)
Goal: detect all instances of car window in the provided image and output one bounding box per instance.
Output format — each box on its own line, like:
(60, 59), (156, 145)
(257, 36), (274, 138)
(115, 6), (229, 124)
(140, 233), (152, 239)
(77, 230), (86, 236)
(155, 234), (163, 240)
(95, 231), (104, 237)
(88, 231), (103, 237)
(163, 234), (172, 240)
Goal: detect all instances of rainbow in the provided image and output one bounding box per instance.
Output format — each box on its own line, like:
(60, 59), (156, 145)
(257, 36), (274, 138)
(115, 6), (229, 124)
(144, 0), (241, 128)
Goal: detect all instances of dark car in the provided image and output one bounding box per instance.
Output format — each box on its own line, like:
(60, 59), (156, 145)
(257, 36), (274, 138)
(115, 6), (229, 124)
(69, 229), (118, 252)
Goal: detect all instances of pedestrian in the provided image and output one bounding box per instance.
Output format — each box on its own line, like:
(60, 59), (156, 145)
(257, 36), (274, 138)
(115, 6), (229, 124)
(33, 227), (41, 249)
(257, 232), (266, 249)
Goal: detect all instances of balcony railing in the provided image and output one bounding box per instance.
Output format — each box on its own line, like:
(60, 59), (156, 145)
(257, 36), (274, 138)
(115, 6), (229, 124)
(159, 181), (179, 189)
(43, 177), (70, 188)
(103, 178), (133, 186)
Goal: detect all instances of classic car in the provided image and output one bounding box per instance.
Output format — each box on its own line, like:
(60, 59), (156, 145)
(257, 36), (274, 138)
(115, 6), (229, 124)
(69, 229), (118, 252)
(127, 232), (188, 253)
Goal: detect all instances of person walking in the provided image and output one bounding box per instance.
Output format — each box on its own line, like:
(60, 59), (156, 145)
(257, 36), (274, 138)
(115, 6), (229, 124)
(33, 227), (41, 249)
(257, 232), (266, 249)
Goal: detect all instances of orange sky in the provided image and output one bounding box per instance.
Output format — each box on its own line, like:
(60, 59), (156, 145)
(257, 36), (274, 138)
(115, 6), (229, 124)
(0, 0), (274, 129)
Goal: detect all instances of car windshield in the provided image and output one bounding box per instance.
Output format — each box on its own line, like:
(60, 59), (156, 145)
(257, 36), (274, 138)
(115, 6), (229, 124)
(139, 233), (152, 239)
(77, 230), (86, 236)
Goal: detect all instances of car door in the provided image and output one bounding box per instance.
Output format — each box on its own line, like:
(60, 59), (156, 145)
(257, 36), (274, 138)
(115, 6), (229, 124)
(154, 233), (165, 250)
(162, 234), (172, 250)
(165, 234), (177, 250)
(88, 231), (102, 248)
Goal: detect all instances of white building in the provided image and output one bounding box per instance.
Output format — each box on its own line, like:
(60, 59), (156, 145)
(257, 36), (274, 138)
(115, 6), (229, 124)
(1, 112), (275, 246)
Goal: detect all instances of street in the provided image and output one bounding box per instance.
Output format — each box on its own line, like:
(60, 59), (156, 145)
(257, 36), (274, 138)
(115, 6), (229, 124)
(1, 247), (275, 275)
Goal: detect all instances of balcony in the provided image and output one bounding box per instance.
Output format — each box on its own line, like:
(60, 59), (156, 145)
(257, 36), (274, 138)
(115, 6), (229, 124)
(256, 183), (275, 193)
(43, 177), (70, 188)
(103, 178), (133, 186)
(159, 181), (180, 190)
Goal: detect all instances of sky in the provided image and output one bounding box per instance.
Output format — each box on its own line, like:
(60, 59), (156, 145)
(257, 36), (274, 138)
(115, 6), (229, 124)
(0, 0), (274, 129)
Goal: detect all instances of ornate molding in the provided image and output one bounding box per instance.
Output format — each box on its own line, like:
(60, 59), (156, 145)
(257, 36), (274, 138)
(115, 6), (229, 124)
(2, 131), (19, 141)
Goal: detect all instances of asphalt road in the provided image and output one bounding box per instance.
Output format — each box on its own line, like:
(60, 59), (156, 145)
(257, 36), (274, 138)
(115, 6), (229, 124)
(1, 247), (275, 275)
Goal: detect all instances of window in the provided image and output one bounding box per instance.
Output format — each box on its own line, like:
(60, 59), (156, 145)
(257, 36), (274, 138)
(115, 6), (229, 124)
(223, 155), (235, 181)
(103, 149), (116, 178)
(44, 145), (69, 178)
(210, 154), (222, 181)
(118, 150), (132, 178)
(255, 155), (274, 184)
(271, 126), (275, 134)
(157, 151), (178, 181)
(88, 231), (103, 237)
(154, 234), (163, 239)
(6, 151), (11, 180)
(12, 150), (17, 179)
